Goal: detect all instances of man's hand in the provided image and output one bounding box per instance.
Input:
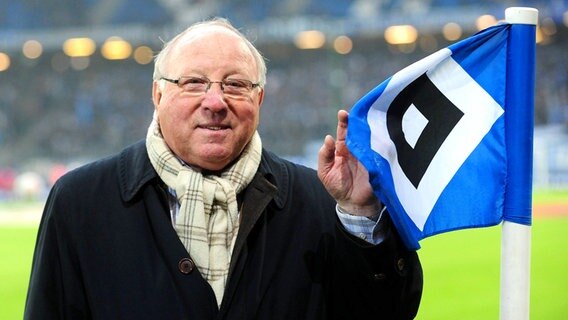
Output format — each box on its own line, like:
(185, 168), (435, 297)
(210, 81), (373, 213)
(317, 110), (381, 217)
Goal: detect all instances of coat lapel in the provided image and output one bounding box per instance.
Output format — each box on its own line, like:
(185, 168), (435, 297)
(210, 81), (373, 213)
(219, 171), (278, 313)
(118, 141), (219, 315)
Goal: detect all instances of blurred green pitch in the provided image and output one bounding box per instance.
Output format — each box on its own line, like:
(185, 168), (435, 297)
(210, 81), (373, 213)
(418, 216), (567, 319)
(1, 194), (566, 319)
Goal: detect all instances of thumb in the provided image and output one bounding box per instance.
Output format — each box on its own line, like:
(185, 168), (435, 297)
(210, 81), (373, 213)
(317, 135), (335, 179)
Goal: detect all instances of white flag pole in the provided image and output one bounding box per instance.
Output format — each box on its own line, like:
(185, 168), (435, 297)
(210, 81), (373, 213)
(500, 221), (532, 319)
(500, 7), (538, 320)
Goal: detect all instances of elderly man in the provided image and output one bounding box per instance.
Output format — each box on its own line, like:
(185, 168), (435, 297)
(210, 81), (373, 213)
(25, 18), (422, 319)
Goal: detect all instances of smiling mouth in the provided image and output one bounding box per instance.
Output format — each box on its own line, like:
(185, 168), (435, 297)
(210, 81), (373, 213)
(200, 125), (229, 131)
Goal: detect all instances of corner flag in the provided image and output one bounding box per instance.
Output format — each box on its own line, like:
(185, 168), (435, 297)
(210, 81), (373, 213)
(347, 21), (536, 250)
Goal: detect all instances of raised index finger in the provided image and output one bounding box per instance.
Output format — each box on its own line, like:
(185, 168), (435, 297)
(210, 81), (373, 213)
(335, 109), (350, 156)
(336, 109), (349, 142)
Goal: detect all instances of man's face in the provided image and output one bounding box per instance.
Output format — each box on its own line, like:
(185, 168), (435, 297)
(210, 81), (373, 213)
(152, 27), (264, 171)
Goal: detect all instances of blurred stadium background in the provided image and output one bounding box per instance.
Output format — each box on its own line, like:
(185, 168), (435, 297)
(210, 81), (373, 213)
(0, 0), (567, 201)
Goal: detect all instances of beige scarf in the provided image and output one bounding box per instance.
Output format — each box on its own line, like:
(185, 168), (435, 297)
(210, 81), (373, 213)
(146, 116), (261, 306)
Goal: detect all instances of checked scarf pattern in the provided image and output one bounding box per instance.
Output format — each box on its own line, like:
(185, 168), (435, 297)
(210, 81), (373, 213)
(146, 117), (261, 305)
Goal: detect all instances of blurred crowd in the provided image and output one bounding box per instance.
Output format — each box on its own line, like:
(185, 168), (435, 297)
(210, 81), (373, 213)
(0, 0), (530, 30)
(1, 0), (567, 200)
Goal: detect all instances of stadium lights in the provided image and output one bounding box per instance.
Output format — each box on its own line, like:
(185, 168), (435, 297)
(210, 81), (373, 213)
(101, 37), (132, 60)
(541, 17), (557, 36)
(22, 40), (43, 59)
(133, 46), (154, 65)
(63, 37), (96, 57)
(475, 15), (498, 31)
(535, 27), (548, 44)
(442, 22), (462, 41)
(294, 30), (326, 49)
(0, 52), (10, 72)
(535, 17), (556, 45)
(333, 36), (353, 54)
(384, 25), (418, 45)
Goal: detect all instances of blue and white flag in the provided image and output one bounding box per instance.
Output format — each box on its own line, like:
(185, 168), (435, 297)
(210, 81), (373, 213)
(347, 23), (535, 249)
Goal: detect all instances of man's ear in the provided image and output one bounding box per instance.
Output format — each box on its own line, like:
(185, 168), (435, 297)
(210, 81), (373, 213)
(152, 81), (162, 110)
(257, 88), (264, 107)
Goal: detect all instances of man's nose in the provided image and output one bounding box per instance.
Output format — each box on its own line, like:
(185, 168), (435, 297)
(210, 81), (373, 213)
(201, 84), (228, 112)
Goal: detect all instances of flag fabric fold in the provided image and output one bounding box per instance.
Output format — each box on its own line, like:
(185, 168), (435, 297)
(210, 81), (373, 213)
(347, 23), (534, 249)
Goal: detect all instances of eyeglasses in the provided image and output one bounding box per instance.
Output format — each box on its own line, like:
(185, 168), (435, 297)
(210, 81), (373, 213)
(160, 76), (260, 98)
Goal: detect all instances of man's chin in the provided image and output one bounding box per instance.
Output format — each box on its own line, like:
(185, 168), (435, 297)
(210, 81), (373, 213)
(192, 148), (235, 172)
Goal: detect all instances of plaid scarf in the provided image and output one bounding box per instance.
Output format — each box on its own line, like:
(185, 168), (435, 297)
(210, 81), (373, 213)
(146, 116), (261, 306)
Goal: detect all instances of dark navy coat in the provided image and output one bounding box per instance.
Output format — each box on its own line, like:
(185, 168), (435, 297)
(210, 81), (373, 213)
(25, 141), (422, 319)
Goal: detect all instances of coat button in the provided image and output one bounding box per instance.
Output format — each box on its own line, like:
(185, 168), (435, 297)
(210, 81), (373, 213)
(372, 273), (386, 281)
(178, 258), (195, 274)
(397, 258), (405, 272)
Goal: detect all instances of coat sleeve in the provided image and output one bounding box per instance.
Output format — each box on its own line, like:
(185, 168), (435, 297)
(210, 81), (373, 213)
(284, 160), (423, 319)
(24, 181), (91, 320)
(277, 158), (423, 319)
(326, 212), (423, 320)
